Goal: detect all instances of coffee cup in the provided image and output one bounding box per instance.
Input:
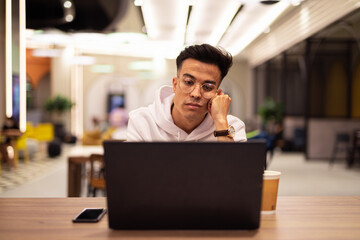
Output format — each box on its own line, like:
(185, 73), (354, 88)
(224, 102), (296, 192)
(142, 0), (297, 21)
(261, 170), (281, 214)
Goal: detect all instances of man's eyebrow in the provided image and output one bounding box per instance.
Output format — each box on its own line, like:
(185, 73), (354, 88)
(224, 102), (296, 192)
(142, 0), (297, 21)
(182, 73), (195, 79)
(204, 80), (217, 85)
(182, 73), (216, 84)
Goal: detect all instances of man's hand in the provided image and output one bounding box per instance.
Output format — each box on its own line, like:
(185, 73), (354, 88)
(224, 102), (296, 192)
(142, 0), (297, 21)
(208, 89), (231, 124)
(208, 90), (234, 142)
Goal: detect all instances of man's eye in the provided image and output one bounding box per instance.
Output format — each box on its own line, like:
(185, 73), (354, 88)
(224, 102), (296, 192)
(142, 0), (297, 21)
(202, 83), (215, 92)
(183, 79), (194, 86)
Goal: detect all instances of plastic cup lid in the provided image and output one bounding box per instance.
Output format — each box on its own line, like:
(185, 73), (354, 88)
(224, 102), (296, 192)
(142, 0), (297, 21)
(263, 170), (281, 179)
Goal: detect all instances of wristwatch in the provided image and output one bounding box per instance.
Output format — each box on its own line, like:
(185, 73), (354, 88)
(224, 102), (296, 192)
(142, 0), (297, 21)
(214, 125), (235, 138)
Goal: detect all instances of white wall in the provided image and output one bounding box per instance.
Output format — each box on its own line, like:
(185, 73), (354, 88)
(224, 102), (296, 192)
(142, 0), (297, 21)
(82, 55), (177, 131)
(225, 59), (253, 121)
(308, 119), (360, 159)
(50, 47), (73, 131)
(81, 55), (254, 132)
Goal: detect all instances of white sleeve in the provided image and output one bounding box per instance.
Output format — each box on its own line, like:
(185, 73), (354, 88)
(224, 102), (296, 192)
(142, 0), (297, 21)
(126, 116), (144, 142)
(235, 122), (247, 142)
(227, 115), (247, 142)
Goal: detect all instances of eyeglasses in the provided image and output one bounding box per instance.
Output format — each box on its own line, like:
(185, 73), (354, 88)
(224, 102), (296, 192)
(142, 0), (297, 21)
(178, 77), (217, 99)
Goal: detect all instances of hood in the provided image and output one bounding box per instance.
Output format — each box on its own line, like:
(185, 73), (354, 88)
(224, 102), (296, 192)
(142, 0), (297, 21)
(149, 85), (216, 141)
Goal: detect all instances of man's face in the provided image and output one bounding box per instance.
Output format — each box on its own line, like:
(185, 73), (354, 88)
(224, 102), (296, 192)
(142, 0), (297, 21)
(172, 58), (221, 122)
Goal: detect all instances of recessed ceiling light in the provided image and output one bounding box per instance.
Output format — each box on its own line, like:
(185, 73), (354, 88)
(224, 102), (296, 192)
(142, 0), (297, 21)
(32, 49), (62, 57)
(91, 65), (114, 73)
(289, 0), (302, 6)
(71, 56), (96, 65)
(134, 0), (143, 6)
(64, 1), (72, 8)
(65, 14), (74, 22)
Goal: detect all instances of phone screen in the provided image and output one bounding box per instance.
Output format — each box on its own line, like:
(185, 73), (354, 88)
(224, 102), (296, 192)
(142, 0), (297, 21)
(73, 208), (107, 223)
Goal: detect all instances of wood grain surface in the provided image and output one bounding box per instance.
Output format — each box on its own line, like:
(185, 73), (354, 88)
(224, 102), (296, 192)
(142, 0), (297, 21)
(0, 196), (360, 240)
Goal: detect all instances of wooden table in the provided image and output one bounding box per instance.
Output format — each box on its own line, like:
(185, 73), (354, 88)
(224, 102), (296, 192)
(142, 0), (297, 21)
(0, 196), (360, 240)
(67, 145), (103, 197)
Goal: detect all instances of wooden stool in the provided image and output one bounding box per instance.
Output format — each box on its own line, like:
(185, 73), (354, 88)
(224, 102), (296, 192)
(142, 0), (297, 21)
(88, 154), (106, 197)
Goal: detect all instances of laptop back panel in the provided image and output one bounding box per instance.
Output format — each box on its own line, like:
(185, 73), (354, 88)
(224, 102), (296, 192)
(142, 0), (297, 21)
(104, 142), (265, 230)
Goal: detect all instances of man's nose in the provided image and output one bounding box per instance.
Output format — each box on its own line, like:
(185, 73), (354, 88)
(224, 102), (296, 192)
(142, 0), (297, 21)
(190, 84), (202, 98)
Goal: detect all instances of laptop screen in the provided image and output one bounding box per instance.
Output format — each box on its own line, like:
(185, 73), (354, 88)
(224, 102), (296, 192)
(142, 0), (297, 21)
(104, 141), (266, 230)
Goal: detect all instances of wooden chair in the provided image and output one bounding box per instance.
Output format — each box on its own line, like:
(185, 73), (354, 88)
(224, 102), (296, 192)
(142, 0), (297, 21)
(34, 123), (55, 158)
(88, 154), (106, 197)
(1, 129), (22, 168)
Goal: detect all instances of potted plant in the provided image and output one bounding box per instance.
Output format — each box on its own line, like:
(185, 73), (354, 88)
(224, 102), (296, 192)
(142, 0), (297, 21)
(44, 94), (75, 140)
(45, 95), (74, 120)
(257, 97), (284, 133)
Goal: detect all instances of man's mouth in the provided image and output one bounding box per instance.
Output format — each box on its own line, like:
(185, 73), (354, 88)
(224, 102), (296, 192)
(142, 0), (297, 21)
(185, 102), (202, 109)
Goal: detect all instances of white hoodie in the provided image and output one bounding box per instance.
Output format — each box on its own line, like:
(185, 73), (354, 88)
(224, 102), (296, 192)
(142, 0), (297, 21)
(127, 85), (247, 142)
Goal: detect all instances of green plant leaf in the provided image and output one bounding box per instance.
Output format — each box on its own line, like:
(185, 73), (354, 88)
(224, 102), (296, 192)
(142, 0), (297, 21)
(257, 97), (283, 125)
(44, 95), (74, 113)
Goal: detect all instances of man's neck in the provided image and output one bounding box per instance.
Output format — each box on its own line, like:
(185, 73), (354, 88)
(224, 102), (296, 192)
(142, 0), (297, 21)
(171, 104), (206, 134)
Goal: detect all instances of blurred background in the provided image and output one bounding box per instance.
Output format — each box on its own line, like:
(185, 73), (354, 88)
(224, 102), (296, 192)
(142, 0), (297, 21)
(0, 0), (360, 197)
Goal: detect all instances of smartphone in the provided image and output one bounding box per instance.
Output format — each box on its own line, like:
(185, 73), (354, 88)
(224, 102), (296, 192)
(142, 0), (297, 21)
(72, 208), (107, 223)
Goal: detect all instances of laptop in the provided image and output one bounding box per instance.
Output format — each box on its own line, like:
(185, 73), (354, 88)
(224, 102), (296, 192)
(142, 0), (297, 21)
(103, 141), (266, 230)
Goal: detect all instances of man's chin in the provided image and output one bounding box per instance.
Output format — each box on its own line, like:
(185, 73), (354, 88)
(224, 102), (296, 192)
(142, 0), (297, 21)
(183, 109), (207, 120)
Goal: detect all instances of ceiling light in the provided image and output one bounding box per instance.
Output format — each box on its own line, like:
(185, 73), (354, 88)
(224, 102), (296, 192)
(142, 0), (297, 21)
(32, 49), (62, 57)
(106, 32), (148, 43)
(64, 1), (72, 8)
(27, 30), (178, 60)
(188, 0), (196, 6)
(134, 0), (143, 6)
(5, 0), (12, 117)
(186, 0), (242, 45)
(65, 14), (74, 22)
(264, 26), (270, 33)
(220, 0), (291, 56)
(19, 0), (26, 132)
(91, 65), (114, 73)
(141, 0), (189, 45)
(70, 56), (96, 65)
(289, 0), (302, 6)
(26, 30), (71, 48)
(128, 61), (154, 71)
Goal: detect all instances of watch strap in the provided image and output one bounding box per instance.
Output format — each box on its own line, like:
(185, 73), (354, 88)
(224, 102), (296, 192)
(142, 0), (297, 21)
(213, 129), (229, 137)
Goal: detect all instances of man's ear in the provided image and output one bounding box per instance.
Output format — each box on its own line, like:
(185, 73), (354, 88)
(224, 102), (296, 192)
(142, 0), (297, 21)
(172, 77), (178, 92)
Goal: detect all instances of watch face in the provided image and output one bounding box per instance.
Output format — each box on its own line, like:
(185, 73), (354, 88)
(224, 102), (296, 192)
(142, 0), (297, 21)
(213, 126), (236, 137)
(229, 126), (235, 137)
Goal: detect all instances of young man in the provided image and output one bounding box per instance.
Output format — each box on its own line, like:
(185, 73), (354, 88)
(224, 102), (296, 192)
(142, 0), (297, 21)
(127, 44), (246, 142)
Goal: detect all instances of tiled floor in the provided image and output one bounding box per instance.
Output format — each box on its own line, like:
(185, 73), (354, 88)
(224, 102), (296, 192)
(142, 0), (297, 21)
(0, 145), (69, 197)
(0, 147), (360, 198)
(268, 151), (360, 196)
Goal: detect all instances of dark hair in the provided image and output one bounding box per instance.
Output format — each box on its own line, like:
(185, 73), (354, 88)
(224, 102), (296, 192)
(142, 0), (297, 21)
(176, 44), (233, 81)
